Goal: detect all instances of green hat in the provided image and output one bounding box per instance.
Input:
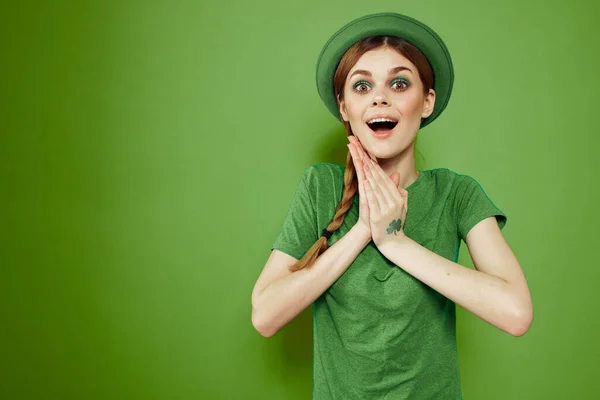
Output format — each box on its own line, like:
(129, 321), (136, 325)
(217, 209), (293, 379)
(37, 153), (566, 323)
(315, 12), (454, 129)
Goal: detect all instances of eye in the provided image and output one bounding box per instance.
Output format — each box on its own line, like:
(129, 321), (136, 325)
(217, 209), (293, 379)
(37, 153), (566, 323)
(391, 78), (410, 90)
(352, 80), (371, 94)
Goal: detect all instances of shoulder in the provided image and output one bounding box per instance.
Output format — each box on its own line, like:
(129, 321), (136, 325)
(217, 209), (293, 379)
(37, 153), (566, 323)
(424, 168), (479, 191)
(301, 162), (345, 184)
(427, 167), (481, 189)
(423, 168), (492, 208)
(304, 162), (344, 174)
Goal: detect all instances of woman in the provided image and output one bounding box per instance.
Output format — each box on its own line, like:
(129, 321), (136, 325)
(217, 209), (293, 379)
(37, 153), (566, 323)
(252, 12), (533, 399)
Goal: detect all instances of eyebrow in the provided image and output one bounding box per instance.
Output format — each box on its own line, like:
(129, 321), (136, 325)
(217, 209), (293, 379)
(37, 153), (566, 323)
(349, 66), (413, 79)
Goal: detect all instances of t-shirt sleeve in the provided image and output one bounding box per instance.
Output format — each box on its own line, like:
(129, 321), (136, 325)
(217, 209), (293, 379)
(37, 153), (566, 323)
(455, 175), (507, 242)
(270, 167), (319, 260)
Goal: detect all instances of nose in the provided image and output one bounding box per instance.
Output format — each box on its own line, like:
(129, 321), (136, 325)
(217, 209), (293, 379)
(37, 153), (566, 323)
(371, 90), (390, 106)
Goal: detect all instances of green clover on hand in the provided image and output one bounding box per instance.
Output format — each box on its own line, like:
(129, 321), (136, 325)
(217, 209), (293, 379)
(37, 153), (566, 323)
(386, 218), (402, 235)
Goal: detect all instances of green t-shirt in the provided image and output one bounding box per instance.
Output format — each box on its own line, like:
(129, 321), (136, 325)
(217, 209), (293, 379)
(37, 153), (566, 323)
(271, 163), (507, 400)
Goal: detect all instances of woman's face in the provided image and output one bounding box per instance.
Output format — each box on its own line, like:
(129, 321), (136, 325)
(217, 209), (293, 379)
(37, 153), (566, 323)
(338, 47), (435, 159)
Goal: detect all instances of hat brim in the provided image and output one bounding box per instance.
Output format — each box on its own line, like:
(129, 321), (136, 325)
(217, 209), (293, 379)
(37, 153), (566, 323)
(316, 12), (454, 129)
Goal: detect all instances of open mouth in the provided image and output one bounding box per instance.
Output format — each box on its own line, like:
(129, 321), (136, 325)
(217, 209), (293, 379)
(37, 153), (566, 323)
(366, 119), (398, 132)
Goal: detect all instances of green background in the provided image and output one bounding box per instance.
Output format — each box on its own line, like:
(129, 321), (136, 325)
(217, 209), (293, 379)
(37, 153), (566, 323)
(2, 0), (599, 399)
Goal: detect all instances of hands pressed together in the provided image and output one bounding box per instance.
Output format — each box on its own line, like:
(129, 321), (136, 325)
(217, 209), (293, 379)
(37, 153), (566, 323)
(347, 135), (409, 247)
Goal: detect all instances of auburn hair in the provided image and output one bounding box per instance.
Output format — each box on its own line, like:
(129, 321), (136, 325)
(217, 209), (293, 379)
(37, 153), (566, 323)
(288, 36), (434, 272)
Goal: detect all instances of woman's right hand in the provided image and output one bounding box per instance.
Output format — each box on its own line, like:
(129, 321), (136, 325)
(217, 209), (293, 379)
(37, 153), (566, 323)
(347, 135), (400, 238)
(347, 136), (377, 237)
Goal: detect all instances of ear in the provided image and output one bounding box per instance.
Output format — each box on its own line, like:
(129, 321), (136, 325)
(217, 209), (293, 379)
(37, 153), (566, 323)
(421, 88), (436, 119)
(337, 94), (349, 122)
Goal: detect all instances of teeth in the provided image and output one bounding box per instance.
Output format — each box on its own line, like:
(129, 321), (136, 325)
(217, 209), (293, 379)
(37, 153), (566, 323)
(367, 117), (397, 124)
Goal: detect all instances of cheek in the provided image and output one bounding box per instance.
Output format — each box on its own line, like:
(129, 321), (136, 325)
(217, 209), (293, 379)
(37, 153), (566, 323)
(346, 98), (368, 120)
(401, 93), (425, 116)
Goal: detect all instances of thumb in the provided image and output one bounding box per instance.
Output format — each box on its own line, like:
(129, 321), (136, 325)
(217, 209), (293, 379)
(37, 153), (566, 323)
(390, 172), (401, 188)
(399, 188), (408, 210)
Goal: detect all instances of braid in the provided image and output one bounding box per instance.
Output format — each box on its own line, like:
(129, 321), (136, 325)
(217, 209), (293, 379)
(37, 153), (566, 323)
(288, 150), (358, 272)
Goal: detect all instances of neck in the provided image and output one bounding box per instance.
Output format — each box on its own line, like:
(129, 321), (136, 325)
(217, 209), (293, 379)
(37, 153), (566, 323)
(375, 145), (420, 189)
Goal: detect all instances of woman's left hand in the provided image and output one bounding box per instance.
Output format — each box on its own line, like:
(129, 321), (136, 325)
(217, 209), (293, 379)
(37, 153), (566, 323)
(362, 157), (409, 248)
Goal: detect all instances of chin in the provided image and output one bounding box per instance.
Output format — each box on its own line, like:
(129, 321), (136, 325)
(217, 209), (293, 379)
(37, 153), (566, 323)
(359, 131), (409, 158)
(372, 148), (404, 160)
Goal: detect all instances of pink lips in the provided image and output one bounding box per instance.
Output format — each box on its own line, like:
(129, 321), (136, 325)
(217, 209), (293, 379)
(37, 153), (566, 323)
(366, 114), (399, 122)
(370, 130), (393, 139)
(366, 114), (398, 139)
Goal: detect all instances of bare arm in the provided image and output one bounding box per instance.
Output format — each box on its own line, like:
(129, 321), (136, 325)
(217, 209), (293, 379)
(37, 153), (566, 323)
(377, 218), (533, 337)
(252, 224), (371, 337)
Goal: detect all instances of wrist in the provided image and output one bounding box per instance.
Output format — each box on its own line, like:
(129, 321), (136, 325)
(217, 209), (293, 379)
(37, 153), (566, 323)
(351, 223), (372, 246)
(377, 231), (410, 256)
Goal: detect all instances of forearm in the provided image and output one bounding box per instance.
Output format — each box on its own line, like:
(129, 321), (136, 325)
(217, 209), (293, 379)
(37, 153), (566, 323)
(379, 236), (531, 336)
(256, 225), (371, 337)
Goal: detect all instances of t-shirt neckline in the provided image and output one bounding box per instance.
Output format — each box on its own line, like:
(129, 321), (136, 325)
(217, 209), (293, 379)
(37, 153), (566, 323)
(406, 169), (428, 192)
